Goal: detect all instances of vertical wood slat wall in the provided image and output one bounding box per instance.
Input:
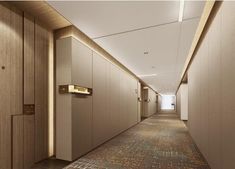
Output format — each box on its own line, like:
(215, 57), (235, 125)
(0, 3), (51, 169)
(35, 20), (49, 162)
(23, 14), (36, 169)
(187, 2), (235, 169)
(0, 4), (23, 169)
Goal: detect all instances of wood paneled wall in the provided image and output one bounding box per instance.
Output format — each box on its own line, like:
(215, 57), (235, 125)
(187, 2), (235, 168)
(35, 20), (50, 162)
(0, 4), (23, 169)
(0, 3), (52, 168)
(24, 14), (35, 104)
(56, 37), (93, 161)
(93, 52), (138, 146)
(56, 37), (138, 161)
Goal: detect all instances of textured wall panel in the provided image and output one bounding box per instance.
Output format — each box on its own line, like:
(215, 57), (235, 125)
(12, 115), (24, 169)
(92, 52), (109, 147)
(207, 7), (222, 169)
(24, 14), (35, 104)
(24, 115), (35, 169)
(188, 2), (235, 168)
(221, 2), (235, 168)
(35, 21), (49, 162)
(0, 4), (23, 169)
(108, 63), (121, 136)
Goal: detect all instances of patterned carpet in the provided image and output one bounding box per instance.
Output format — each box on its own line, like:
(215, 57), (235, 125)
(65, 113), (210, 169)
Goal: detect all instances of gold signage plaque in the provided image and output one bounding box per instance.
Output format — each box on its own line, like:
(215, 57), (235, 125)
(59, 85), (92, 95)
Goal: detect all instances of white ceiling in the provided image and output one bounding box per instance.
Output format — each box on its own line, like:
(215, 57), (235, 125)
(48, 1), (205, 94)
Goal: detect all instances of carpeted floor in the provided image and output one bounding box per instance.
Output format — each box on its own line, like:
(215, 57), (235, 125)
(65, 113), (210, 169)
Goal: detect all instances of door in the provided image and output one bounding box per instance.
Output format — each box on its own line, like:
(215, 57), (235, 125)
(137, 82), (141, 122)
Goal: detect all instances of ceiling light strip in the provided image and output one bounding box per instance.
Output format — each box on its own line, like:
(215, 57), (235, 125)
(178, 0), (185, 22)
(138, 74), (157, 78)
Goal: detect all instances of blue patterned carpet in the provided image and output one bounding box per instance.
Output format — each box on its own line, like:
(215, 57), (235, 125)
(65, 113), (210, 169)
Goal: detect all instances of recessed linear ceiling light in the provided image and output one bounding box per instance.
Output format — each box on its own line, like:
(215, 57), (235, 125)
(178, 0), (185, 22)
(138, 74), (157, 78)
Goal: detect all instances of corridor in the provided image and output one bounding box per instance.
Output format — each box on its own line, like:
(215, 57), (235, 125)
(2, 2), (233, 168)
(65, 113), (209, 169)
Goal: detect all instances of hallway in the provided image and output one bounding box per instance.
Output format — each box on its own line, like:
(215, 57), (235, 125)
(65, 113), (209, 169)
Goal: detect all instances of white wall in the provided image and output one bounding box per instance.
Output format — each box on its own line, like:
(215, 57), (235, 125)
(177, 84), (188, 120)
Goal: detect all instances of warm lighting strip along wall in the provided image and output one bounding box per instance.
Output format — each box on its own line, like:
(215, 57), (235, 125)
(176, 1), (216, 94)
(48, 33), (54, 156)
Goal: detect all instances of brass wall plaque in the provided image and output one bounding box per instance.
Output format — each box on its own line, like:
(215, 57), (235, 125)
(24, 104), (35, 115)
(59, 85), (92, 95)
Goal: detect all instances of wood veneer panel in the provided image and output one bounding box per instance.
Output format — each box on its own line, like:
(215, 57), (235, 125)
(108, 63), (121, 136)
(187, 2), (235, 168)
(0, 4), (23, 169)
(23, 13), (36, 168)
(71, 38), (93, 159)
(12, 116), (24, 169)
(71, 38), (92, 88)
(72, 95), (92, 159)
(188, 49), (198, 142)
(24, 14), (35, 104)
(207, 7), (222, 169)
(120, 72), (129, 130)
(199, 34), (209, 159)
(221, 2), (235, 168)
(194, 40), (202, 151)
(10, 1), (71, 30)
(56, 38), (72, 161)
(128, 77), (138, 127)
(24, 115), (35, 169)
(35, 21), (49, 162)
(92, 52), (109, 147)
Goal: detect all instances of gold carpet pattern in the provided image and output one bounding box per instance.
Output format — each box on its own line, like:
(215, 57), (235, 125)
(65, 113), (210, 169)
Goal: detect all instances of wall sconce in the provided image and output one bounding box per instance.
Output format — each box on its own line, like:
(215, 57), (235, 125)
(59, 85), (92, 95)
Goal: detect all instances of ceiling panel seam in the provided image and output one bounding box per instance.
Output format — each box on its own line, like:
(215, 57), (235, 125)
(92, 16), (200, 40)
